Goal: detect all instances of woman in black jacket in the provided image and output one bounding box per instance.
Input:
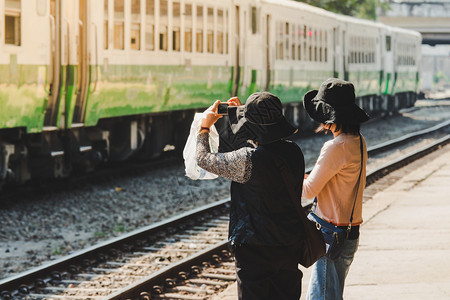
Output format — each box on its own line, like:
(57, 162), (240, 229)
(196, 92), (306, 300)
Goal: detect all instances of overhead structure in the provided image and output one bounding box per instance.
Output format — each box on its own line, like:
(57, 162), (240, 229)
(378, 0), (450, 45)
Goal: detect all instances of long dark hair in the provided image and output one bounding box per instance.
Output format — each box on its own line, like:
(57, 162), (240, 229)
(315, 123), (360, 135)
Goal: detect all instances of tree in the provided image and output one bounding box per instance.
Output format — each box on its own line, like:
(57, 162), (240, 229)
(297, 0), (390, 21)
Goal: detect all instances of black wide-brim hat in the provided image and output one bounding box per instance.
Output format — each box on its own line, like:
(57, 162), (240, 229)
(303, 78), (370, 125)
(228, 92), (297, 145)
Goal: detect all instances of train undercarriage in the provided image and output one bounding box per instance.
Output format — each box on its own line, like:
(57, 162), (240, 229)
(0, 109), (196, 189)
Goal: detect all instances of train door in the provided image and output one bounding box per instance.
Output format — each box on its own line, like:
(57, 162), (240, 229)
(72, 0), (90, 124)
(44, 0), (62, 128)
(342, 30), (348, 81)
(379, 29), (385, 95)
(333, 27), (343, 79)
(264, 14), (271, 91)
(382, 31), (394, 95)
(232, 5), (241, 96)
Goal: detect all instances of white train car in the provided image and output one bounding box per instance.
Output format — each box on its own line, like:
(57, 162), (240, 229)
(0, 0), (422, 187)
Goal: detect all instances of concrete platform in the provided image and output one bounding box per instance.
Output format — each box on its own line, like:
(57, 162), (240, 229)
(214, 144), (450, 300)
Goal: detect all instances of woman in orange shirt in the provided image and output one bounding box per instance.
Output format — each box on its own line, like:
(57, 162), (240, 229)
(302, 78), (370, 300)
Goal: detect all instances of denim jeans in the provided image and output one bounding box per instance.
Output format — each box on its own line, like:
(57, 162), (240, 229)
(306, 238), (359, 300)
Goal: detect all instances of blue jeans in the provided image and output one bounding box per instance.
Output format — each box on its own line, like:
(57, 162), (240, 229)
(306, 238), (359, 300)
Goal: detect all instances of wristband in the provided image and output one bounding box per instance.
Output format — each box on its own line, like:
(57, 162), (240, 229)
(200, 127), (210, 132)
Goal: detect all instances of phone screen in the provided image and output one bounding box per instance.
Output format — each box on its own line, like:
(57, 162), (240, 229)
(218, 103), (229, 115)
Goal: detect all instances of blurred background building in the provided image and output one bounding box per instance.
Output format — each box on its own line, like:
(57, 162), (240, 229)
(378, 0), (450, 95)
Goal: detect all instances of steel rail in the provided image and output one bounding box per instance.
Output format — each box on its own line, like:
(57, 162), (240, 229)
(0, 199), (230, 297)
(1, 130), (449, 299)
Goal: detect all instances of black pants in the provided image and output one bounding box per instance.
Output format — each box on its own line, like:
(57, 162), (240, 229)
(234, 243), (302, 300)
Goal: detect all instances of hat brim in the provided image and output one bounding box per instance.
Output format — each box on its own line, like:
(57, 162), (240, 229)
(228, 106), (298, 144)
(303, 89), (370, 124)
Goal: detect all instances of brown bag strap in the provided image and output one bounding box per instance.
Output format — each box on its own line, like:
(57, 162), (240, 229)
(349, 134), (364, 228)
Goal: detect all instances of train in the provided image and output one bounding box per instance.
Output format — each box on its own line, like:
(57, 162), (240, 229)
(0, 0), (421, 187)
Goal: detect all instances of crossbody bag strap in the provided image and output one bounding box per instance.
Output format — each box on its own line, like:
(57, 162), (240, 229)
(347, 134), (364, 230)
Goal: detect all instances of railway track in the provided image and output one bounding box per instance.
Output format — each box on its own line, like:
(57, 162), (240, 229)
(1, 124), (450, 300)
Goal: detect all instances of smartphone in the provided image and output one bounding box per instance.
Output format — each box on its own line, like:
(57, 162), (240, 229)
(217, 103), (229, 115)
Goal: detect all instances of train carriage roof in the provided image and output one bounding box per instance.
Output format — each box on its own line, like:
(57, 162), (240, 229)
(261, 0), (336, 18)
(261, 0), (421, 39)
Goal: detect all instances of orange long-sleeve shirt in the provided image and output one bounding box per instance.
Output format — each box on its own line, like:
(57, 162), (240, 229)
(302, 134), (367, 226)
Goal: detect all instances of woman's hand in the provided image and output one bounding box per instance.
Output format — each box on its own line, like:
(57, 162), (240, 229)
(227, 96), (242, 107)
(201, 100), (222, 129)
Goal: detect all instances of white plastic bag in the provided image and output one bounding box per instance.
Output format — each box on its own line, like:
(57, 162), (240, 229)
(183, 112), (219, 180)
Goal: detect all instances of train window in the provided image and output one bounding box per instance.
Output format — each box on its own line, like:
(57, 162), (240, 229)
(145, 0), (154, 51)
(184, 4), (192, 52)
(173, 2), (180, 51)
(385, 36), (391, 51)
(276, 22), (283, 60)
(159, 0), (168, 51)
(297, 25), (302, 61)
(303, 25), (307, 39)
(251, 6), (257, 34)
(131, 0), (141, 50)
(225, 10), (229, 54)
(217, 9), (224, 54)
(324, 48), (327, 62)
(36, 0), (46, 16)
(5, 0), (21, 46)
(298, 44), (301, 60)
(104, 0), (109, 49)
(196, 6), (204, 53)
(291, 24), (295, 60)
(207, 7), (214, 53)
(319, 47), (322, 62)
(304, 41), (307, 61)
(114, 0), (124, 50)
(285, 22), (289, 60)
(309, 46), (312, 61)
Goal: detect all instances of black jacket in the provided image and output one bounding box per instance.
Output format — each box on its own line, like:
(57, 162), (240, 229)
(229, 140), (305, 246)
(197, 133), (305, 246)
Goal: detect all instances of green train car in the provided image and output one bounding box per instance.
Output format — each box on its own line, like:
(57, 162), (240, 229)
(0, 0), (421, 187)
